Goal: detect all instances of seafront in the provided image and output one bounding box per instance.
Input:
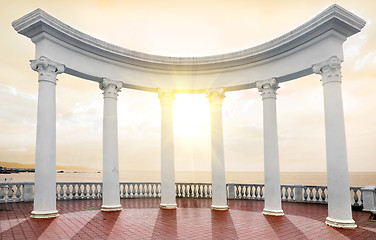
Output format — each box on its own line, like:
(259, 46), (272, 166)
(2, 171), (376, 186)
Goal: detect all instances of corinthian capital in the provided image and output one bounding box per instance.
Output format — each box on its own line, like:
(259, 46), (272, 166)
(30, 56), (65, 84)
(256, 78), (279, 100)
(206, 88), (225, 105)
(99, 78), (122, 99)
(312, 56), (342, 85)
(158, 89), (175, 105)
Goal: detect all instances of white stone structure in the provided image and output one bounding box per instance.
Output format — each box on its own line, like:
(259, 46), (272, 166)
(12, 5), (365, 228)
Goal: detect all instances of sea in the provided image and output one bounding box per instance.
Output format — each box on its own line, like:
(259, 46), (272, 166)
(1, 171), (375, 186)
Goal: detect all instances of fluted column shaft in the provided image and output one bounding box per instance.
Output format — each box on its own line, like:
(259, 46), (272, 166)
(158, 89), (177, 209)
(30, 56), (64, 219)
(313, 56), (356, 228)
(100, 78), (122, 211)
(207, 88), (228, 211)
(256, 79), (284, 216)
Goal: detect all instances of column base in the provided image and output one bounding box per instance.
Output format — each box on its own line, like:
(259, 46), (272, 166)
(30, 210), (59, 219)
(160, 203), (177, 210)
(325, 217), (357, 229)
(211, 205), (229, 211)
(262, 208), (284, 216)
(101, 205), (122, 212)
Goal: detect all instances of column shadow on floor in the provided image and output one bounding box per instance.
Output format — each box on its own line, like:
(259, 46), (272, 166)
(1, 218), (55, 239)
(211, 210), (238, 240)
(71, 211), (121, 240)
(264, 214), (308, 239)
(151, 209), (178, 239)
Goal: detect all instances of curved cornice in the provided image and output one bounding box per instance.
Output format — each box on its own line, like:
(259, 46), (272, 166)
(12, 4), (365, 71)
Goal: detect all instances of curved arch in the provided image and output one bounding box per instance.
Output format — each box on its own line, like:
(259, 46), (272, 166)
(12, 4), (365, 92)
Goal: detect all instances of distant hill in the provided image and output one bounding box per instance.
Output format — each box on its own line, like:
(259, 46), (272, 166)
(0, 161), (98, 171)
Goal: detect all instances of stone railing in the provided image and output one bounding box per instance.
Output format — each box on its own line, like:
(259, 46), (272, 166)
(228, 183), (364, 206)
(0, 182), (373, 211)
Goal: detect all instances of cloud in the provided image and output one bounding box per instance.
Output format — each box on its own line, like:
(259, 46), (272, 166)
(353, 51), (376, 71)
(8, 147), (27, 152)
(0, 84), (37, 125)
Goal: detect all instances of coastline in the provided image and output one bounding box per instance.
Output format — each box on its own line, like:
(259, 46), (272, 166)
(1, 171), (375, 186)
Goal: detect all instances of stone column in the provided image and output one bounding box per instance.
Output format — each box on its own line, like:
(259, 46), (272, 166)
(206, 88), (228, 211)
(256, 78), (284, 216)
(100, 78), (122, 211)
(30, 56), (64, 219)
(313, 56), (356, 229)
(158, 89), (177, 209)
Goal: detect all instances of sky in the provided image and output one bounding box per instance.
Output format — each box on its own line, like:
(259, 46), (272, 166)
(0, 0), (375, 173)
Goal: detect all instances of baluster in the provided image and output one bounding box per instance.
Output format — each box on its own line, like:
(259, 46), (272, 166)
(303, 187), (308, 201)
(0, 185), (5, 201)
(99, 184), (103, 198)
(309, 187), (314, 201)
(137, 184), (141, 197)
(247, 186), (251, 199)
(66, 184), (71, 199)
(353, 188), (359, 206)
(285, 187), (289, 200)
(257, 186), (262, 199)
(59, 184), (64, 199)
(281, 186), (284, 200)
(89, 184), (93, 198)
(360, 189), (363, 205)
(145, 184), (149, 197)
(321, 187), (326, 201)
(15, 184), (21, 200)
(176, 184), (180, 198)
(181, 185), (185, 197)
(234, 185), (239, 198)
(260, 186), (264, 199)
(7, 184), (14, 200)
(88, 183), (93, 198)
(158, 184), (161, 197)
(130, 184), (134, 197)
(125, 184), (129, 198)
(195, 185), (199, 198)
(78, 184), (83, 198)
(290, 187), (294, 200)
(315, 187), (320, 201)
(83, 184), (88, 198)
(94, 184), (98, 198)
(141, 184), (145, 197)
(72, 184), (77, 198)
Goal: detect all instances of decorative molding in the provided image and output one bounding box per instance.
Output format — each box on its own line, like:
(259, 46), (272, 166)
(99, 78), (122, 99)
(158, 89), (175, 105)
(312, 56), (342, 85)
(206, 88), (225, 105)
(13, 5), (365, 71)
(256, 78), (279, 100)
(30, 56), (64, 84)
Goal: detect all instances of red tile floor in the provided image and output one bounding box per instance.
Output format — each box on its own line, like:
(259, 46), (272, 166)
(1, 198), (375, 239)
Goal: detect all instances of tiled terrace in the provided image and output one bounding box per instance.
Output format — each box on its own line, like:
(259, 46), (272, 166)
(1, 198), (375, 239)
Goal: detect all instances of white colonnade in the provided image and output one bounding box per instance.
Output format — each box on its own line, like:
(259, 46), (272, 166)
(28, 55), (357, 228)
(207, 88), (228, 211)
(30, 57), (64, 219)
(99, 78), (123, 211)
(17, 5), (364, 229)
(256, 79), (284, 216)
(313, 56), (356, 229)
(158, 89), (177, 209)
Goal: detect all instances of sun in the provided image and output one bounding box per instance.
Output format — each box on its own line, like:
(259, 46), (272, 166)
(173, 94), (210, 138)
